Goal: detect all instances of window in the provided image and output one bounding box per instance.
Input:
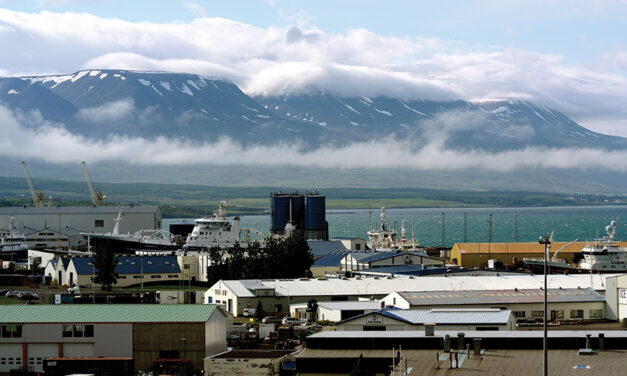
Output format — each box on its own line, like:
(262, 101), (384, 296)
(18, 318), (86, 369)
(62, 324), (94, 337)
(1, 325), (22, 338)
(94, 220), (104, 228)
(531, 310), (544, 318)
(551, 310), (564, 320)
(570, 310), (584, 319)
(589, 309), (603, 319)
(512, 311), (526, 318)
(355, 244), (361, 250)
(150, 275), (162, 279)
(363, 326), (386, 331)
(184, 264), (191, 269)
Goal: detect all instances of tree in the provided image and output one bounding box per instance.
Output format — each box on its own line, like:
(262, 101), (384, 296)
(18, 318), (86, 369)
(255, 300), (265, 321)
(30, 259), (43, 275)
(350, 354), (374, 376)
(93, 244), (118, 291)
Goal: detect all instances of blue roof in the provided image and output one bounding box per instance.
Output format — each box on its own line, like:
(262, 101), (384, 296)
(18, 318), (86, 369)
(313, 249), (352, 267)
(71, 255), (181, 275)
(307, 240), (346, 256)
(359, 251), (432, 263)
(61, 257), (72, 269)
(332, 236), (363, 240)
(357, 265), (462, 276)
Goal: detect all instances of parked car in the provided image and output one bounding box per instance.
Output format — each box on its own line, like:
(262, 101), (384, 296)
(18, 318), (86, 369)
(262, 316), (282, 324)
(0, 289), (8, 296)
(281, 317), (304, 326)
(243, 308), (257, 317)
(5, 291), (21, 298)
(19, 292), (39, 301)
(68, 284), (81, 296)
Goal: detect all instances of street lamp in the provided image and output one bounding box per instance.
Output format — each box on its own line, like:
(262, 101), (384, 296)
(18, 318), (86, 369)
(539, 233), (552, 376)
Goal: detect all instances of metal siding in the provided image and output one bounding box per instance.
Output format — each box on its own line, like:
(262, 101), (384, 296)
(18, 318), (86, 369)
(27, 343), (58, 373)
(63, 343), (95, 357)
(0, 344), (23, 373)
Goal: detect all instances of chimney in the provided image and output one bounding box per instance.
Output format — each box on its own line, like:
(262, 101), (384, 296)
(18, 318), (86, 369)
(457, 332), (465, 350)
(424, 323), (435, 336)
(473, 338), (482, 356)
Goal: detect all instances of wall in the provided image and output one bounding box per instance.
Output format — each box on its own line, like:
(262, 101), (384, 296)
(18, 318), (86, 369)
(133, 323), (205, 372)
(605, 275), (627, 321)
(204, 356), (289, 376)
(204, 310), (229, 358)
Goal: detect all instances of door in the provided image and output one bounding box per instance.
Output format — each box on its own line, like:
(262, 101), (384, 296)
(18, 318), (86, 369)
(0, 344), (23, 372)
(63, 343), (95, 357)
(27, 343), (58, 373)
(69, 272), (74, 285)
(58, 271), (62, 284)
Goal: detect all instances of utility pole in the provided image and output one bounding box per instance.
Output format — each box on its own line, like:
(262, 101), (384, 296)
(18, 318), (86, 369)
(487, 214), (493, 260)
(539, 233), (552, 376)
(463, 212), (467, 243)
(441, 212), (445, 247)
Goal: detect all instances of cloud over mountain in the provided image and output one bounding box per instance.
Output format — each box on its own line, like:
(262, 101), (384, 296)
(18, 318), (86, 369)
(0, 9), (626, 136)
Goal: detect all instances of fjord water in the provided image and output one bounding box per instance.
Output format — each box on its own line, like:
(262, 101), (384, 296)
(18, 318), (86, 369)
(166, 205), (626, 248)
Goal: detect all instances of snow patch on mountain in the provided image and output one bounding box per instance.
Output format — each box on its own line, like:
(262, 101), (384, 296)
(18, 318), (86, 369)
(160, 82), (172, 91)
(137, 79), (151, 86)
(7, 89), (18, 95)
(374, 108), (392, 116)
(180, 83), (193, 96)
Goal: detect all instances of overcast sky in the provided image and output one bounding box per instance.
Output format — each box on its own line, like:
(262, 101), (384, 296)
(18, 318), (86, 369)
(0, 1), (626, 137)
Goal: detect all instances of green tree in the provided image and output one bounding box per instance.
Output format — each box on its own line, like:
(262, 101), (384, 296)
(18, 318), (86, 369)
(350, 354), (374, 376)
(30, 259), (43, 275)
(93, 244), (118, 291)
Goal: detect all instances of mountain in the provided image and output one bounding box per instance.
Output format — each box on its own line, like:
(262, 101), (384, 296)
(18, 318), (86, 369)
(1, 69), (626, 151)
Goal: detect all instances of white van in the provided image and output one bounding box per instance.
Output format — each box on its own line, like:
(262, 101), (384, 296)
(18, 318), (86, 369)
(282, 317), (303, 326)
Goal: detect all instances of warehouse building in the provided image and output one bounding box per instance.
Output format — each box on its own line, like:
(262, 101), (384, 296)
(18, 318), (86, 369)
(340, 251), (446, 271)
(0, 304), (229, 374)
(335, 308), (516, 331)
(0, 206), (161, 237)
(448, 241), (625, 269)
(46, 255), (182, 287)
(289, 300), (382, 322)
(382, 288), (606, 321)
(297, 330), (627, 375)
(204, 274), (607, 317)
(602, 274), (627, 321)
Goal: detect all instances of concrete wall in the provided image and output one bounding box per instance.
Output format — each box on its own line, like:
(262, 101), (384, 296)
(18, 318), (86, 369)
(204, 355), (290, 376)
(606, 275), (627, 321)
(0, 323), (133, 358)
(133, 323), (205, 372)
(204, 310), (229, 358)
(0, 207), (160, 235)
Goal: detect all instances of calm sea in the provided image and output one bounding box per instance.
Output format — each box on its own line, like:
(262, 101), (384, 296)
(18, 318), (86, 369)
(163, 205), (626, 248)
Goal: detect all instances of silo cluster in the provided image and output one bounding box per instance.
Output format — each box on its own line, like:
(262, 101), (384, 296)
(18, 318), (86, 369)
(270, 191), (328, 240)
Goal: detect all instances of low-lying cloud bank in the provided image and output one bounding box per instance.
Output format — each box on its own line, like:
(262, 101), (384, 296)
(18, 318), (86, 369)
(1, 105), (626, 172)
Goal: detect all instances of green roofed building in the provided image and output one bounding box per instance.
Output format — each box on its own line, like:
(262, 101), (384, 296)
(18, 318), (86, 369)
(0, 304), (230, 374)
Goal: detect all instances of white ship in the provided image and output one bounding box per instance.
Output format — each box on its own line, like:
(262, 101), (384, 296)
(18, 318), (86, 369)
(184, 201), (263, 250)
(578, 220), (627, 273)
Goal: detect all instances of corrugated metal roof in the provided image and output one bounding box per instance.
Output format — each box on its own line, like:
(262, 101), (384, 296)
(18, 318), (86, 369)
(318, 301), (382, 311)
(0, 304), (218, 323)
(0, 206), (158, 215)
(308, 329), (627, 339)
(359, 251), (432, 263)
(212, 274), (609, 298)
(452, 241), (625, 254)
(388, 308), (512, 324)
(313, 249), (351, 267)
(307, 240), (346, 256)
(71, 255), (181, 275)
(397, 288), (605, 306)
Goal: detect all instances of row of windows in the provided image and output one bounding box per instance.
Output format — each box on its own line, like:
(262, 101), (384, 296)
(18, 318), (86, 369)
(1, 325), (22, 338)
(525, 309), (598, 319)
(62, 324), (94, 337)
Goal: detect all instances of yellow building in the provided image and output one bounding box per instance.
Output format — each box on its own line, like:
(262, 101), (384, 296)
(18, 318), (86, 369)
(449, 241), (625, 269)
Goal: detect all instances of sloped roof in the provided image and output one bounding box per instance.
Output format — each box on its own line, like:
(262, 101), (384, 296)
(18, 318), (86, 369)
(307, 240), (346, 256)
(212, 274), (609, 298)
(0, 206), (159, 215)
(313, 249), (352, 267)
(397, 288), (605, 306)
(0, 304), (218, 323)
(338, 308), (513, 325)
(359, 251), (434, 263)
(70, 255), (181, 275)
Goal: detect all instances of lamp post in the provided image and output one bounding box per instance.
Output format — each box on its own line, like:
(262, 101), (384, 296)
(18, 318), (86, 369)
(539, 233), (552, 376)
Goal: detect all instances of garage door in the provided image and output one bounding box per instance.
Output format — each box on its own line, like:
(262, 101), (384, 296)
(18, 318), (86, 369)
(28, 343), (58, 373)
(0, 344), (22, 373)
(64, 343), (95, 357)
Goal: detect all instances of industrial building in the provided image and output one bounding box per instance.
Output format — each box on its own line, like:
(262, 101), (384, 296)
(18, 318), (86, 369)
(340, 251), (446, 271)
(332, 236), (367, 251)
(0, 304), (229, 374)
(289, 301), (382, 322)
(382, 288), (606, 322)
(604, 274), (627, 321)
(204, 350), (295, 376)
(204, 274), (607, 317)
(45, 255), (182, 287)
(335, 308), (516, 331)
(270, 192), (327, 240)
(448, 241), (622, 269)
(0, 206), (161, 240)
(297, 330), (627, 375)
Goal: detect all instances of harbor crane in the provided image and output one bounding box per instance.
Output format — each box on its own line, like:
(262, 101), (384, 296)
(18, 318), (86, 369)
(21, 161), (44, 207)
(81, 161), (105, 206)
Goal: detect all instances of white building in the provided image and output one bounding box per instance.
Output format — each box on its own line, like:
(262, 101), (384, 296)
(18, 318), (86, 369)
(335, 308), (516, 331)
(204, 274), (608, 317)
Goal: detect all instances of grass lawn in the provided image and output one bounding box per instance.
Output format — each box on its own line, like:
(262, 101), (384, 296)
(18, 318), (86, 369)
(0, 296), (28, 305)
